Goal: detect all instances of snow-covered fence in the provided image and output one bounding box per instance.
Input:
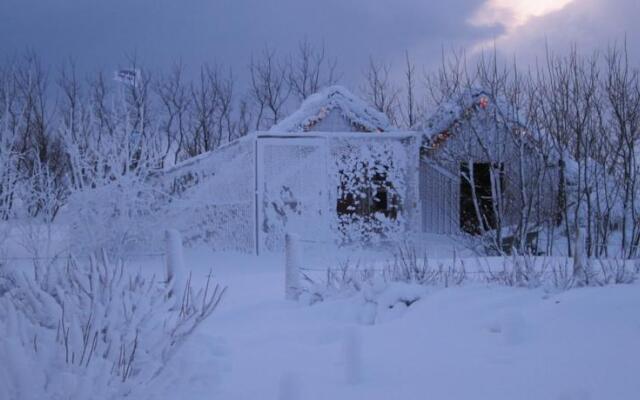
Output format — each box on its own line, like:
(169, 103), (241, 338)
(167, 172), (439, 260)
(150, 131), (422, 255)
(157, 138), (257, 253)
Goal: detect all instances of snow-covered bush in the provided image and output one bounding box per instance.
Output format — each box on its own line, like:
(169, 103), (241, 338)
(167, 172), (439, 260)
(0, 253), (225, 399)
(300, 246), (467, 303)
(298, 246), (467, 324)
(384, 245), (467, 287)
(595, 258), (637, 285)
(475, 254), (636, 289)
(298, 243), (637, 324)
(299, 262), (427, 325)
(65, 171), (169, 256)
(478, 254), (550, 288)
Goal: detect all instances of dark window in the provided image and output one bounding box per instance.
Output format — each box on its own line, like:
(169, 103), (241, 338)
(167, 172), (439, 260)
(337, 171), (398, 219)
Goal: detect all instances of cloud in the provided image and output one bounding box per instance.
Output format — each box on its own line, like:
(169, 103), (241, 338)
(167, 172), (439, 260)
(0, 0), (637, 87)
(0, 0), (496, 83)
(471, 0), (575, 30)
(477, 0), (640, 63)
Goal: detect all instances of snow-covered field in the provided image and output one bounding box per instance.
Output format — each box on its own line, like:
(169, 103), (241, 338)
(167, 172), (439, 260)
(1, 225), (639, 400)
(136, 248), (640, 400)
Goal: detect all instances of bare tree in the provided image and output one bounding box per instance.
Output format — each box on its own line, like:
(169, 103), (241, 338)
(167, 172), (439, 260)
(12, 52), (69, 219)
(425, 48), (467, 108)
(249, 47), (290, 130)
(215, 68), (235, 144)
(401, 51), (421, 128)
(361, 57), (400, 125)
(534, 46), (601, 263)
(287, 39), (339, 101)
(236, 94), (253, 138)
(119, 59), (155, 170)
(188, 64), (235, 156)
(602, 41), (640, 258)
(0, 58), (22, 221)
(58, 59), (93, 191)
(156, 62), (191, 166)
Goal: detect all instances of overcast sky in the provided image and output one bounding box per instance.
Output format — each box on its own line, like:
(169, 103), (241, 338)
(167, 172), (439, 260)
(0, 0), (638, 85)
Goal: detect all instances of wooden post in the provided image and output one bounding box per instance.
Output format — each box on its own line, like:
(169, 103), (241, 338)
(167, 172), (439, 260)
(285, 233), (300, 301)
(344, 328), (363, 385)
(165, 229), (185, 299)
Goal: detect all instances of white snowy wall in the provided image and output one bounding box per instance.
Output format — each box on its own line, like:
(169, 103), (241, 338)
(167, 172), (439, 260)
(419, 159), (459, 235)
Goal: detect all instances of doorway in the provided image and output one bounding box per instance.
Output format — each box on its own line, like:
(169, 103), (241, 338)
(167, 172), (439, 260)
(459, 162), (503, 234)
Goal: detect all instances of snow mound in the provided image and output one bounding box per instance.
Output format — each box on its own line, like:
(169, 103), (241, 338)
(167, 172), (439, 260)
(270, 85), (391, 133)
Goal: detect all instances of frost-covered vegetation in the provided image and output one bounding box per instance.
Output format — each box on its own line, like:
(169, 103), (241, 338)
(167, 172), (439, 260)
(0, 250), (225, 399)
(295, 243), (638, 324)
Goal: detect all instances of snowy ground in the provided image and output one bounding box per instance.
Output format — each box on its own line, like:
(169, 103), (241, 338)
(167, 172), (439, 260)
(132, 248), (640, 400)
(2, 224), (639, 400)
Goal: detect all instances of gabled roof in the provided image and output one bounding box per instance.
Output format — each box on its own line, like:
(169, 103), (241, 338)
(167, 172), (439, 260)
(418, 88), (542, 154)
(270, 85), (391, 133)
(418, 88), (596, 190)
(418, 88), (494, 139)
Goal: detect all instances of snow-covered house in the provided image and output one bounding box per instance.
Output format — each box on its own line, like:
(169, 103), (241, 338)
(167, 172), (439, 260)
(417, 89), (564, 247)
(159, 86), (421, 254)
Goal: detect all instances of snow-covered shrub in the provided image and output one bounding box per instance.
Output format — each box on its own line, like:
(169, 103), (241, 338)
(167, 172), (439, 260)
(478, 254), (549, 288)
(65, 171), (169, 256)
(298, 247), (467, 323)
(0, 253), (225, 399)
(595, 258), (636, 285)
(384, 245), (467, 287)
(299, 261), (377, 304)
(478, 254), (637, 289)
(299, 249), (638, 323)
(325, 262), (377, 293)
(300, 262), (427, 324)
(549, 257), (575, 290)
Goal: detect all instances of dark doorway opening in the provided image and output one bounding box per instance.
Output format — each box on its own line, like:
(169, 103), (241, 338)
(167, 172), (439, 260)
(459, 163), (503, 234)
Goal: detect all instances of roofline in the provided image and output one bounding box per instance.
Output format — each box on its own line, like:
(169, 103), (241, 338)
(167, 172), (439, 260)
(257, 130), (420, 139)
(160, 130), (421, 175)
(161, 133), (255, 175)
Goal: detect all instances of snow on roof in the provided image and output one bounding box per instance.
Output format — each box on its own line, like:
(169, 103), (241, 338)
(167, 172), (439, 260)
(418, 88), (492, 139)
(269, 85), (391, 133)
(418, 88), (546, 154)
(160, 134), (255, 176)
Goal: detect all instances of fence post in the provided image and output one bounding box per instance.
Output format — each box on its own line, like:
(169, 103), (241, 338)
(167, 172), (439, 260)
(285, 233), (301, 301)
(165, 229), (185, 299)
(344, 327), (363, 385)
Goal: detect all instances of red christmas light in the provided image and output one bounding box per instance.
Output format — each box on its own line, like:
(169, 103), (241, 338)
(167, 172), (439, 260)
(479, 96), (489, 109)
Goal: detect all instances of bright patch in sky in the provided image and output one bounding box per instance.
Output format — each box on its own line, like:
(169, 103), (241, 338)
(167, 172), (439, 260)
(472, 0), (575, 30)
